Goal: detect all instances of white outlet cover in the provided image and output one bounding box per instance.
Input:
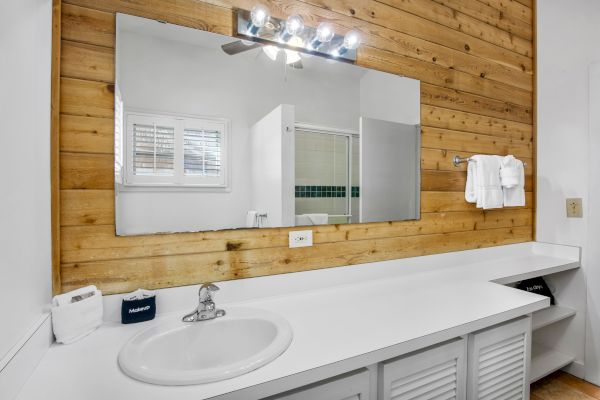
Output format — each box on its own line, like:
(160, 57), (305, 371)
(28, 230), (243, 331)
(288, 230), (313, 248)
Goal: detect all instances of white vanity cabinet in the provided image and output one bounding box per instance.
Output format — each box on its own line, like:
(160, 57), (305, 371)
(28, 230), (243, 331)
(264, 368), (371, 400)
(262, 317), (532, 400)
(379, 338), (467, 400)
(466, 317), (531, 400)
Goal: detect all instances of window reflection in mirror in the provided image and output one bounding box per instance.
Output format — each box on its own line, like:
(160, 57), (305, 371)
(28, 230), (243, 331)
(114, 13), (420, 235)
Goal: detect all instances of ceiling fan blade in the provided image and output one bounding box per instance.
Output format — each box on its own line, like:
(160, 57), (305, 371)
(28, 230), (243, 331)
(221, 40), (261, 55)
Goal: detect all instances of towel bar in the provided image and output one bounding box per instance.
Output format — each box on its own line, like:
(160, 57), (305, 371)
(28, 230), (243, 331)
(453, 155), (527, 167)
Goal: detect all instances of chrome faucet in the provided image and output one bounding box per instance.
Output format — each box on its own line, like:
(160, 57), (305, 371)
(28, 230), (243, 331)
(182, 283), (226, 322)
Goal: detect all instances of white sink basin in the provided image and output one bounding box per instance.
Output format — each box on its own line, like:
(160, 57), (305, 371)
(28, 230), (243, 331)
(118, 308), (293, 385)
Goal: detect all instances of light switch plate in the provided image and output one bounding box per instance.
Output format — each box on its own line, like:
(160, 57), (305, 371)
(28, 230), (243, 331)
(289, 230), (313, 248)
(566, 198), (583, 218)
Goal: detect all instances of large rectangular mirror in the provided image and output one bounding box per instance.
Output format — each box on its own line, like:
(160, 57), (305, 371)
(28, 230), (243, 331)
(114, 14), (421, 235)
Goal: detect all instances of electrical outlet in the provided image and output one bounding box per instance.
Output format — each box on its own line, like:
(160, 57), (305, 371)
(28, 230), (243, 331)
(566, 198), (583, 218)
(289, 230), (313, 248)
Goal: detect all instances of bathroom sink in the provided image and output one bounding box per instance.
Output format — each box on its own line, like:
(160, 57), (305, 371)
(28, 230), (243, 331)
(118, 308), (293, 385)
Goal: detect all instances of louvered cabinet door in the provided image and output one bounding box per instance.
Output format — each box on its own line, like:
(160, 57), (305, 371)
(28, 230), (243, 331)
(264, 368), (371, 400)
(379, 338), (467, 400)
(467, 316), (532, 400)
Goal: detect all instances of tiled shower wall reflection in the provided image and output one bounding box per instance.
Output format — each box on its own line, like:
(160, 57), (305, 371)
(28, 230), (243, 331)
(295, 130), (360, 224)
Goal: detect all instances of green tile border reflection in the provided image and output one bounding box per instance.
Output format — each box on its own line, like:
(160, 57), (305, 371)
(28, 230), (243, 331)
(295, 185), (359, 198)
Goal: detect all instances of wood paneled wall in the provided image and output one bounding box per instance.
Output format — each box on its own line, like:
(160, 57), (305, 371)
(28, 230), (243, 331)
(53, 0), (535, 295)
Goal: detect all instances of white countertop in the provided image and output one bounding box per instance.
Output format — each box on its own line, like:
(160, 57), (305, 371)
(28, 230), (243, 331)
(16, 242), (579, 400)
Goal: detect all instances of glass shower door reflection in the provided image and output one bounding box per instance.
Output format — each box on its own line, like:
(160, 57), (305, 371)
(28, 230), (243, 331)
(295, 128), (354, 226)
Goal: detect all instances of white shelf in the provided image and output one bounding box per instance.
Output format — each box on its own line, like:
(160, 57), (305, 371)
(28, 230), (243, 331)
(531, 342), (575, 383)
(532, 305), (576, 331)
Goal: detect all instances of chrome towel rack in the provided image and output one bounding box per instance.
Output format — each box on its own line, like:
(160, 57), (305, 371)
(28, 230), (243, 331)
(453, 155), (527, 167)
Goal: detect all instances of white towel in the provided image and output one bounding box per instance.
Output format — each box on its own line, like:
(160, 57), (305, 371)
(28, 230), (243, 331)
(503, 159), (525, 207)
(51, 285), (103, 344)
(500, 155), (520, 188)
(246, 210), (258, 228)
(465, 160), (477, 203)
(471, 155), (504, 209)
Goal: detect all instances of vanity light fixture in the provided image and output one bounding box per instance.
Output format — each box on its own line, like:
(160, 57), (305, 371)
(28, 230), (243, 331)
(309, 22), (335, 50)
(247, 4), (270, 35)
(332, 30), (362, 57)
(232, 7), (361, 63)
(280, 15), (305, 42)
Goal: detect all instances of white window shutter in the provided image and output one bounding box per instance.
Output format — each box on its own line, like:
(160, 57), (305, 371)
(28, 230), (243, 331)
(132, 123), (175, 176)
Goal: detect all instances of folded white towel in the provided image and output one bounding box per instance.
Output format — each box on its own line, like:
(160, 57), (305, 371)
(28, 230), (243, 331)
(471, 155), (504, 209)
(503, 158), (525, 207)
(500, 155), (520, 188)
(51, 285), (103, 344)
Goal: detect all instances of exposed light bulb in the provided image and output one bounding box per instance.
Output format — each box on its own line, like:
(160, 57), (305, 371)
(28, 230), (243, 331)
(343, 30), (361, 50)
(310, 22), (335, 50)
(285, 15), (304, 36)
(247, 4), (270, 35)
(263, 45), (280, 61)
(280, 14), (304, 42)
(332, 30), (361, 57)
(316, 22), (335, 43)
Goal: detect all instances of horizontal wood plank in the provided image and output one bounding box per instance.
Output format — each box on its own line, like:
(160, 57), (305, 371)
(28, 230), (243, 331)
(421, 83), (532, 124)
(61, 40), (114, 82)
(421, 105), (533, 141)
(61, 189), (114, 226)
(60, 77), (114, 118)
(421, 126), (533, 158)
(62, 3), (115, 48)
(60, 114), (114, 154)
(60, 152), (113, 189)
(429, 0), (532, 40)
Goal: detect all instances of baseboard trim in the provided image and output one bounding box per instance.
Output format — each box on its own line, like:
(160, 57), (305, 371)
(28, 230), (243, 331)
(563, 360), (586, 379)
(0, 314), (53, 400)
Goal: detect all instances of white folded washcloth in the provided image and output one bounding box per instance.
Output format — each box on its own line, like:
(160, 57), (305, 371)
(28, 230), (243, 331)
(503, 158), (525, 207)
(51, 285), (103, 344)
(500, 155), (520, 188)
(123, 288), (155, 301)
(471, 155), (504, 209)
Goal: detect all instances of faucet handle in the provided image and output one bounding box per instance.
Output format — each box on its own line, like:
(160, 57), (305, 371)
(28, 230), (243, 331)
(199, 283), (219, 301)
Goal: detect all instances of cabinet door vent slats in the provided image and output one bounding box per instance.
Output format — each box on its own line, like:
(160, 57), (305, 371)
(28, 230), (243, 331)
(389, 359), (458, 400)
(476, 333), (527, 400)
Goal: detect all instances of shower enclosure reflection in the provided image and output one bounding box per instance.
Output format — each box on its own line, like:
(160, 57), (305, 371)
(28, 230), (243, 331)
(114, 13), (421, 235)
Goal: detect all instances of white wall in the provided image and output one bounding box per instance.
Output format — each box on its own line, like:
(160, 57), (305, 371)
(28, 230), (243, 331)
(359, 70), (421, 125)
(0, 0), (52, 368)
(536, 0), (600, 383)
(251, 105), (295, 227)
